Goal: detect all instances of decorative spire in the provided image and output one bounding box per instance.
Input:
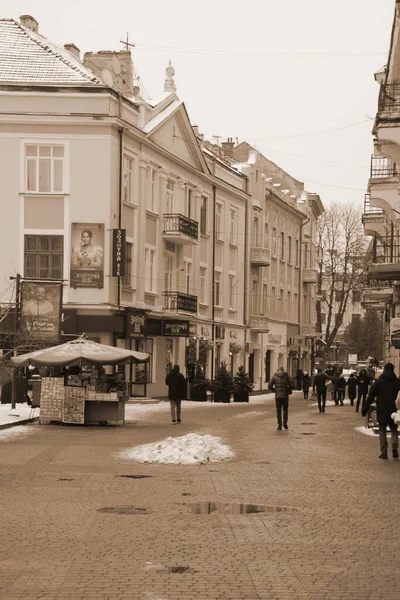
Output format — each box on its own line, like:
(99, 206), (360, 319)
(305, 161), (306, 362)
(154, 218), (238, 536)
(164, 60), (177, 93)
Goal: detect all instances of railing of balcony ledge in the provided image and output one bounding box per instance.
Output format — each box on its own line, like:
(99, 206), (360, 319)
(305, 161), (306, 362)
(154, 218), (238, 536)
(370, 155), (399, 179)
(372, 234), (400, 263)
(162, 291), (197, 314)
(163, 214), (198, 240)
(379, 81), (400, 112)
(364, 193), (384, 215)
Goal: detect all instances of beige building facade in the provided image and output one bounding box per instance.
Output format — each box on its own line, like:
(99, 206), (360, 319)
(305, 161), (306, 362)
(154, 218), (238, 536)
(0, 15), (325, 395)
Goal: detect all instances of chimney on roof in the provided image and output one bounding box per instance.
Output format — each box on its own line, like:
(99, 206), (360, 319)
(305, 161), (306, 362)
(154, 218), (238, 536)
(83, 51), (134, 96)
(64, 44), (81, 60)
(20, 15), (38, 33)
(221, 137), (235, 159)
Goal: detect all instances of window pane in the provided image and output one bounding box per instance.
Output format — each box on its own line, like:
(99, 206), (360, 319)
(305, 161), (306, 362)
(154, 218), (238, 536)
(53, 146), (64, 157)
(24, 254), (37, 278)
(39, 237), (50, 251)
(39, 146), (51, 157)
(39, 159), (51, 192)
(25, 236), (38, 251)
(27, 159), (36, 191)
(51, 236), (63, 252)
(53, 160), (63, 192)
(25, 145), (37, 157)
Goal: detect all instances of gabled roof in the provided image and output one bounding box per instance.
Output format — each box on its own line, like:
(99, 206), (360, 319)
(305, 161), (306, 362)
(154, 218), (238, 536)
(0, 19), (101, 85)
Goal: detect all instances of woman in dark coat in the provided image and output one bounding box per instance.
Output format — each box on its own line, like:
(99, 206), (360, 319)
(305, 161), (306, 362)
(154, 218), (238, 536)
(302, 372), (311, 399)
(362, 363), (399, 459)
(165, 365), (187, 424)
(347, 373), (357, 407)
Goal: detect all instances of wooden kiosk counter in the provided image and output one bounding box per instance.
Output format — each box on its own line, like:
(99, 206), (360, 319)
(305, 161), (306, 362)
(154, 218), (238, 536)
(11, 336), (150, 426)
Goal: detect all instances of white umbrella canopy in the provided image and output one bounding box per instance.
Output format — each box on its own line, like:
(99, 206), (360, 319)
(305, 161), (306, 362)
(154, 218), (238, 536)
(11, 335), (150, 367)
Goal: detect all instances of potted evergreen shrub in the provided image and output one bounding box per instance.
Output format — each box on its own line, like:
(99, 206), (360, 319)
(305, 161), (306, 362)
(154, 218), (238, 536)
(190, 363), (209, 402)
(212, 361), (234, 403)
(233, 365), (254, 402)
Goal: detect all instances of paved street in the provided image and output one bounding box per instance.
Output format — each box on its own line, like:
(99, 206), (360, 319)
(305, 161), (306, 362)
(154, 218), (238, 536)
(0, 393), (399, 600)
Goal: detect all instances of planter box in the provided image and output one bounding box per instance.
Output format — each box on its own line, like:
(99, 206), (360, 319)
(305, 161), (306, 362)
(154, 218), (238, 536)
(190, 386), (207, 402)
(214, 392), (231, 403)
(233, 392), (249, 402)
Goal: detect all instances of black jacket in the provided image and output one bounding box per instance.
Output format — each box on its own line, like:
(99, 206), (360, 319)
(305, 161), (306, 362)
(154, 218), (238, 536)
(165, 371), (187, 400)
(313, 373), (330, 391)
(357, 373), (370, 394)
(363, 370), (400, 423)
(302, 375), (311, 390)
(347, 376), (357, 395)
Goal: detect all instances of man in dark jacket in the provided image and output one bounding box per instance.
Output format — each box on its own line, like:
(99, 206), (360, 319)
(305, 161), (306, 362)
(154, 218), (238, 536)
(362, 363), (399, 459)
(355, 369), (370, 413)
(313, 369), (331, 413)
(268, 366), (291, 430)
(165, 365), (187, 424)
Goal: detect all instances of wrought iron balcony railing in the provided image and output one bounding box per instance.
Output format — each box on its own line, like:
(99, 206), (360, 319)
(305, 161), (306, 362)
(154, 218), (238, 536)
(162, 291), (197, 314)
(372, 235), (400, 263)
(163, 214), (198, 240)
(379, 81), (400, 113)
(370, 155), (399, 179)
(363, 193), (384, 215)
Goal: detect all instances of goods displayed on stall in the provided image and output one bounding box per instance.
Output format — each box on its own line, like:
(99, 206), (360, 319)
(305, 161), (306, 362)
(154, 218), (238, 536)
(11, 336), (150, 426)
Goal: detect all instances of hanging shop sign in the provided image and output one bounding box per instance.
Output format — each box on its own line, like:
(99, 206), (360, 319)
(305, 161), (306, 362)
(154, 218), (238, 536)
(20, 281), (62, 342)
(390, 318), (400, 347)
(112, 229), (126, 277)
(125, 310), (146, 337)
(70, 223), (104, 288)
(163, 320), (189, 337)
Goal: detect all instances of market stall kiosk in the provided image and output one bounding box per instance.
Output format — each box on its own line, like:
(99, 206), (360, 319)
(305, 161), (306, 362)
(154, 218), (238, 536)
(11, 336), (150, 426)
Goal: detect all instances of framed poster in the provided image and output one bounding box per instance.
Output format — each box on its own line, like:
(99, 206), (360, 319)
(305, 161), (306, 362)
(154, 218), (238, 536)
(70, 223), (104, 288)
(62, 386), (86, 424)
(20, 281), (62, 342)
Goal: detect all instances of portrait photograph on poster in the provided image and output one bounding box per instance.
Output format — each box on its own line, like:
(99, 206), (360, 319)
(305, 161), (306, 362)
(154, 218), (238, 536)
(20, 281), (62, 342)
(70, 223), (104, 288)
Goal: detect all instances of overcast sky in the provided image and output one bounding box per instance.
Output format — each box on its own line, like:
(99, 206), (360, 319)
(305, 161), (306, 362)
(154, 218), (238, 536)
(3, 0), (396, 207)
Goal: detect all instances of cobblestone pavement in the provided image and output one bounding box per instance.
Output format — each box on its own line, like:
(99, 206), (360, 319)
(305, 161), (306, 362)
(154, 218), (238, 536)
(0, 393), (399, 600)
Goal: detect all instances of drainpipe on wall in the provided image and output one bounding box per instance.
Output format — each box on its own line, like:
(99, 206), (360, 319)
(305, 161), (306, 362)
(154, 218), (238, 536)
(299, 217), (310, 373)
(211, 183), (216, 382)
(117, 126), (124, 309)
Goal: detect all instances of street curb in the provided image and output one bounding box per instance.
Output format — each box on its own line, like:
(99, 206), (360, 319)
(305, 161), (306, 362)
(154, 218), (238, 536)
(0, 417), (39, 430)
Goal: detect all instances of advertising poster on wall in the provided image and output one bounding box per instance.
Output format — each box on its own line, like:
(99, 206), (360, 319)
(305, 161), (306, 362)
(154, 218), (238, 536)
(20, 281), (62, 342)
(70, 223), (104, 288)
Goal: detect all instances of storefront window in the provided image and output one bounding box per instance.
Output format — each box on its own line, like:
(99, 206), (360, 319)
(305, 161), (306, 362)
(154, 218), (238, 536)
(132, 338), (153, 383)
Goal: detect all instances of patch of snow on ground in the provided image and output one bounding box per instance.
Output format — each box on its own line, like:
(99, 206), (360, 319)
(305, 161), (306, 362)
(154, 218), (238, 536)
(235, 410), (265, 418)
(355, 426), (378, 437)
(0, 425), (36, 441)
(0, 403), (38, 426)
(119, 433), (234, 465)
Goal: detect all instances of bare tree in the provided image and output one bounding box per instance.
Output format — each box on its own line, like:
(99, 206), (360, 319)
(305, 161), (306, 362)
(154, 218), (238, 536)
(316, 204), (368, 365)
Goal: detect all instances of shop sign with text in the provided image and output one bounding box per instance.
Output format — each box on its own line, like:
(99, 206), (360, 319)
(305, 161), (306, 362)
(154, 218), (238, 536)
(163, 320), (189, 337)
(112, 229), (126, 277)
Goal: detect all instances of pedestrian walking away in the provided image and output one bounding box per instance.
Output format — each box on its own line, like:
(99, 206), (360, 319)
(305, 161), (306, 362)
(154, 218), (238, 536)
(302, 372), (311, 399)
(362, 363), (399, 460)
(336, 375), (347, 406)
(355, 368), (370, 413)
(313, 368), (331, 413)
(268, 366), (292, 430)
(165, 365), (187, 424)
(296, 368), (303, 391)
(331, 371), (341, 405)
(347, 373), (357, 407)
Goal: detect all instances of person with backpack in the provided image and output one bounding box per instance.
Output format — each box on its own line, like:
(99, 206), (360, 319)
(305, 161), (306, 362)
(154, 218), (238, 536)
(268, 366), (292, 430)
(336, 374), (347, 406)
(165, 365), (187, 424)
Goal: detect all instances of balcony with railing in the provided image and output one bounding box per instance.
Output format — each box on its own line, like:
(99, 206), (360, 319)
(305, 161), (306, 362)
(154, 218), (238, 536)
(369, 234), (400, 280)
(370, 155), (399, 179)
(162, 291), (197, 314)
(362, 193), (386, 237)
(362, 287), (393, 305)
(249, 315), (269, 331)
(250, 247), (271, 267)
(162, 214), (198, 245)
(378, 81), (400, 113)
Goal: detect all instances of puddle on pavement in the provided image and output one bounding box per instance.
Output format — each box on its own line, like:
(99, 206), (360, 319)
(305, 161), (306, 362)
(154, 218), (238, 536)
(188, 502), (296, 515)
(116, 475), (153, 479)
(98, 506), (152, 515)
(168, 566), (197, 574)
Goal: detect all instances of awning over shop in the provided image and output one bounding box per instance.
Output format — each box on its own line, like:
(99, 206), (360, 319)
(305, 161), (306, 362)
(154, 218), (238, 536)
(10, 335), (150, 367)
